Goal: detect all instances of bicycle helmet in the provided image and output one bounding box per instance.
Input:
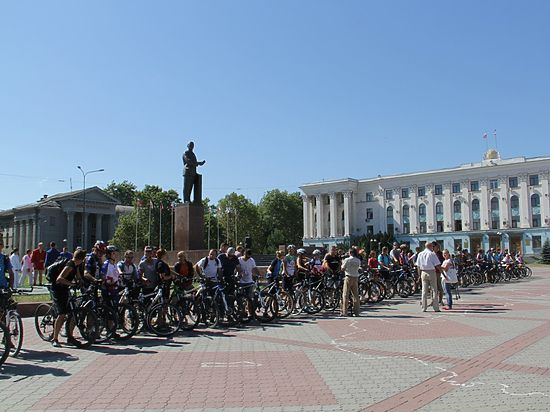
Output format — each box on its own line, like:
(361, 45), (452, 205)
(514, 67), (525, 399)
(287, 244), (296, 251)
(297, 248), (306, 255)
(312, 249), (321, 256)
(106, 245), (118, 252)
(94, 240), (107, 253)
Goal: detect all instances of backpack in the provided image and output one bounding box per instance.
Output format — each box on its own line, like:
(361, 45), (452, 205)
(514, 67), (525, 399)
(202, 257), (220, 269)
(46, 257), (71, 283)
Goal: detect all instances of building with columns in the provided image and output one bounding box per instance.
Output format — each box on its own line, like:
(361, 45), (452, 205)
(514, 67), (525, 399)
(300, 151), (550, 255)
(0, 187), (129, 253)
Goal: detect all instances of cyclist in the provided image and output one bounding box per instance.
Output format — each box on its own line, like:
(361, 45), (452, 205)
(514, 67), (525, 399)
(266, 250), (284, 282)
(173, 251), (195, 291)
(45, 241), (60, 268)
(138, 246), (159, 294)
(309, 250), (324, 275)
(238, 249), (259, 316)
(389, 242), (401, 266)
(84, 241), (106, 287)
(195, 249), (222, 293)
(323, 246), (342, 274)
(155, 248), (175, 299)
(100, 246), (120, 307)
(218, 247), (240, 295)
(296, 248), (310, 282)
(283, 245), (297, 292)
(51, 249), (87, 348)
(118, 250), (140, 299)
(0, 240), (15, 289)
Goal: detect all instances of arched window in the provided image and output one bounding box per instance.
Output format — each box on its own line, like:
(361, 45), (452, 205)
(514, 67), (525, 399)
(531, 193), (541, 227)
(435, 202), (444, 232)
(418, 203), (427, 233)
(490, 197), (500, 229)
(453, 200), (462, 231)
(402, 205), (410, 234)
(510, 195), (520, 228)
(472, 198), (480, 230)
(386, 206), (394, 234)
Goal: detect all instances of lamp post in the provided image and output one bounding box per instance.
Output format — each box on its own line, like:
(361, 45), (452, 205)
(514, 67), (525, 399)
(77, 166), (105, 250)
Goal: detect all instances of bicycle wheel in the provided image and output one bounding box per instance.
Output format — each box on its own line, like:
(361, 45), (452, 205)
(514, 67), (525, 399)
(275, 291), (294, 318)
(299, 289), (325, 314)
(116, 304), (139, 340)
(254, 296), (275, 322)
(0, 322), (9, 367)
(67, 307), (98, 348)
(146, 303), (183, 336)
(7, 312), (23, 357)
(179, 299), (198, 331)
(96, 304), (118, 342)
(34, 303), (56, 342)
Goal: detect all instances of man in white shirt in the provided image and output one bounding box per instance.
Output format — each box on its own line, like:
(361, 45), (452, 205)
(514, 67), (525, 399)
(341, 248), (362, 317)
(416, 241), (442, 312)
(195, 249), (222, 282)
(238, 249), (260, 318)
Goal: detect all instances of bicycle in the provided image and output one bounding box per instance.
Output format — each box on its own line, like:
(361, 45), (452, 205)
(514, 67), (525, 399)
(0, 321), (9, 367)
(0, 288), (26, 357)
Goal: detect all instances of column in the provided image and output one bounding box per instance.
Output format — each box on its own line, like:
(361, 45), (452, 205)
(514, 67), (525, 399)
(329, 193), (337, 237)
(410, 185), (418, 234)
(443, 184), (452, 232)
(518, 174), (530, 228)
(82, 212), (89, 249)
(66, 211), (75, 251)
(343, 191), (352, 237)
(315, 194), (324, 238)
(15, 221), (23, 253)
(301, 196), (310, 239)
(461, 181), (471, 231)
(499, 177), (510, 229)
(20, 221), (27, 253)
(480, 179), (490, 230)
(427, 184), (435, 233)
(25, 220), (32, 252)
(95, 213), (103, 242)
(540, 171), (550, 226)
(31, 218), (36, 246)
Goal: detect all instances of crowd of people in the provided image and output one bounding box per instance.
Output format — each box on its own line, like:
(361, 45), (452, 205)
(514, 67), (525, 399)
(0, 236), (531, 349)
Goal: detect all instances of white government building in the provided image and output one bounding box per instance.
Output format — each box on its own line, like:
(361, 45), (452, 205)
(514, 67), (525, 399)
(300, 150), (550, 255)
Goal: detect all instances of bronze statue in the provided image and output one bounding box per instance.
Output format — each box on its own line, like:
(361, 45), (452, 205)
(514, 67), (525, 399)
(182, 141), (206, 203)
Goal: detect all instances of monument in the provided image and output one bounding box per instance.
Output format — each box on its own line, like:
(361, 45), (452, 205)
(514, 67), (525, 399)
(174, 141), (205, 251)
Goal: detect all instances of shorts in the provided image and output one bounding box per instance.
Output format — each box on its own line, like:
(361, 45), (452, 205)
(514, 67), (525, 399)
(238, 282), (255, 299)
(51, 286), (70, 315)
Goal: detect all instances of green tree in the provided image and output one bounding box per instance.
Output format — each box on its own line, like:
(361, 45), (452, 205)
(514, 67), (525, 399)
(217, 193), (260, 249)
(111, 185), (180, 251)
(541, 238), (550, 264)
(104, 180), (137, 206)
(257, 189), (303, 253)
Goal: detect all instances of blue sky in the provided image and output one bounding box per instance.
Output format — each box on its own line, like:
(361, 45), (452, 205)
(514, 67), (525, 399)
(1, 0), (549, 209)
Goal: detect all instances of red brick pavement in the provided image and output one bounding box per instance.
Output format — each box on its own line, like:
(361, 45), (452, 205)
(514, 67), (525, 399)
(31, 351), (337, 410)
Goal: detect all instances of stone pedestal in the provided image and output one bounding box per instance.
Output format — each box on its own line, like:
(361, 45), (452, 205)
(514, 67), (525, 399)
(174, 203), (204, 251)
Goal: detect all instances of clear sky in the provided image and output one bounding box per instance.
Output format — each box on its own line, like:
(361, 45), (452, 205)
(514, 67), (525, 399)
(1, 0), (549, 210)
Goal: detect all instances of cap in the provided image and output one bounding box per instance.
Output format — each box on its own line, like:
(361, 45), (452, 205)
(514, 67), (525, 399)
(227, 247), (235, 255)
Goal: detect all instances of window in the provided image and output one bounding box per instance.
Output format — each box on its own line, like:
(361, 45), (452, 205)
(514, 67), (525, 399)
(452, 183), (461, 193)
(418, 204), (426, 222)
(529, 174), (539, 186)
(470, 181), (479, 191)
(367, 225), (374, 235)
(385, 190), (393, 200)
(366, 208), (373, 220)
(490, 179), (499, 190)
(511, 195), (520, 228)
(402, 205), (410, 218)
(436, 221), (444, 232)
(531, 193), (540, 207)
(386, 206), (393, 219)
(453, 200), (462, 231)
(472, 198), (480, 230)
(387, 224), (394, 234)
(436, 202), (443, 215)
(533, 236), (542, 249)
(417, 186), (426, 197)
(401, 188), (409, 198)
(453, 201), (461, 213)
(490, 197), (500, 229)
(531, 194), (541, 227)
(434, 185), (443, 195)
(509, 177), (518, 188)
(403, 222), (410, 234)
(419, 222), (426, 233)
(366, 192), (374, 202)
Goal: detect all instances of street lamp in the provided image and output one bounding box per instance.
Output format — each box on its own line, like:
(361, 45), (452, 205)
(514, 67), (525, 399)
(77, 166), (105, 250)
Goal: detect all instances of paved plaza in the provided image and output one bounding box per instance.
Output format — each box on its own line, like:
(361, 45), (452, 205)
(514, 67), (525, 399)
(2, 268), (550, 412)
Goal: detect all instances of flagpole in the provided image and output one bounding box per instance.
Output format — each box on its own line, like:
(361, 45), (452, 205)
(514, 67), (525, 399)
(483, 132), (488, 152)
(148, 201), (152, 246)
(493, 129), (498, 152)
(170, 203), (174, 251)
(159, 202), (163, 248)
(134, 200), (139, 252)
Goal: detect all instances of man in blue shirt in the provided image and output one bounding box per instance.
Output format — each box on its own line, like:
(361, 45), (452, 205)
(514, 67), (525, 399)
(59, 247), (73, 260)
(45, 242), (61, 268)
(0, 240), (15, 289)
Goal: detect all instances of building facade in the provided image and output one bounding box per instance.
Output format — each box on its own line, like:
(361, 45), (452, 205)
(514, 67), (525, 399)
(300, 151), (550, 255)
(0, 187), (130, 253)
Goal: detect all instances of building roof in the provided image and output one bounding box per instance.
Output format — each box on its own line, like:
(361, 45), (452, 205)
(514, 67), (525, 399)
(301, 154), (550, 190)
(0, 186), (120, 216)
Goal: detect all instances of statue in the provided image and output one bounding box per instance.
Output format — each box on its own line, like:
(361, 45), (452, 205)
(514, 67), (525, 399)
(182, 141), (206, 203)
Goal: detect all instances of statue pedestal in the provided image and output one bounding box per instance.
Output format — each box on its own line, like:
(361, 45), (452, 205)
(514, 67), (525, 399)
(174, 203), (204, 251)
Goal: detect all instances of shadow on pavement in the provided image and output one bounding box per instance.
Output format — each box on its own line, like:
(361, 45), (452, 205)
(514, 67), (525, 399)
(0, 361), (71, 380)
(17, 349), (79, 363)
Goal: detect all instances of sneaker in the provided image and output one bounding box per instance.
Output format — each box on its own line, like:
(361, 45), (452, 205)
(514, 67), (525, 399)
(52, 340), (61, 348)
(434, 309), (442, 312)
(66, 336), (83, 348)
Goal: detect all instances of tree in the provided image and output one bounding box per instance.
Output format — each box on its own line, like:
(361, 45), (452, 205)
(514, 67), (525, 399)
(217, 193), (260, 249)
(110, 184), (180, 251)
(257, 190), (303, 253)
(541, 238), (550, 264)
(104, 180), (137, 206)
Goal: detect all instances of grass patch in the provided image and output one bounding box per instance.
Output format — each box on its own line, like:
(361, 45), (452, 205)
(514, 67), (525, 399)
(14, 294), (51, 303)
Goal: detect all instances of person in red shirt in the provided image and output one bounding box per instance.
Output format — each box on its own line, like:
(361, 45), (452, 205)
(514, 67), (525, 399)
(367, 250), (379, 269)
(31, 242), (47, 286)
